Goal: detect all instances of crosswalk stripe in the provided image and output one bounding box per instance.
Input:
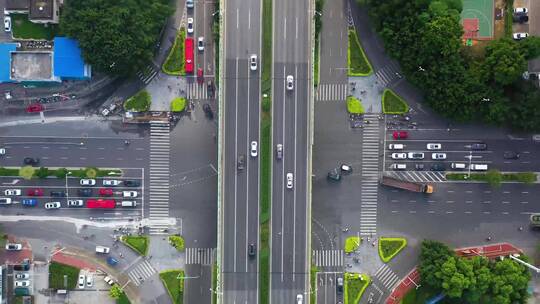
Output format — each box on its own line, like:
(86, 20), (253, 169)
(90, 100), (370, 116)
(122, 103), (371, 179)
(315, 83), (348, 101)
(312, 250), (344, 267)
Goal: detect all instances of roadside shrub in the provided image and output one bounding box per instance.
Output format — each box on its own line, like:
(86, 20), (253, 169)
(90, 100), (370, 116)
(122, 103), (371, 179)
(54, 168), (68, 179)
(168, 235), (185, 251)
(85, 167), (98, 178)
(19, 166), (35, 180)
(170, 97), (187, 112)
(36, 167), (49, 179)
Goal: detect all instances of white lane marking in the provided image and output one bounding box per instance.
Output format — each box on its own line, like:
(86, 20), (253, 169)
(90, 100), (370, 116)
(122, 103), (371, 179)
(295, 17), (298, 40)
(284, 17), (287, 40)
(245, 58), (251, 272)
(292, 64), (298, 282)
(234, 57), (239, 272)
(236, 8), (239, 29)
(281, 64), (286, 281)
(248, 9), (251, 29)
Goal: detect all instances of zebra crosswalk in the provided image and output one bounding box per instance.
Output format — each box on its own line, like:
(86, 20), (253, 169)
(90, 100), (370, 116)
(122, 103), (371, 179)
(186, 82), (209, 100)
(137, 65), (158, 85)
(148, 122), (171, 235)
(373, 264), (400, 290)
(360, 113), (381, 236)
(127, 259), (156, 286)
(185, 248), (215, 265)
(312, 250), (344, 268)
(375, 61), (401, 87)
(315, 83), (348, 101)
(385, 170), (446, 183)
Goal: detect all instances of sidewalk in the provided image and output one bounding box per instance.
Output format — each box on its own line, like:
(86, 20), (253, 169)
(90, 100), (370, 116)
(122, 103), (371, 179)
(349, 75), (384, 113)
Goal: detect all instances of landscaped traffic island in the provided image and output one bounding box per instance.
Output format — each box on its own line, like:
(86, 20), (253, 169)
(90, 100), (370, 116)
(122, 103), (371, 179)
(344, 273), (371, 304)
(378, 237), (407, 263)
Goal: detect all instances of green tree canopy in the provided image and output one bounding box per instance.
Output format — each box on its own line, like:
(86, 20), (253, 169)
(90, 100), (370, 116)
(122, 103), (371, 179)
(419, 240), (454, 289)
(483, 39), (527, 86)
(60, 0), (172, 76)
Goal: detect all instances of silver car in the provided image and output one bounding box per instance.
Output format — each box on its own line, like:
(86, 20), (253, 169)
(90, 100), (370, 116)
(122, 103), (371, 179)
(276, 144), (283, 160)
(286, 75), (294, 90)
(286, 173), (294, 189)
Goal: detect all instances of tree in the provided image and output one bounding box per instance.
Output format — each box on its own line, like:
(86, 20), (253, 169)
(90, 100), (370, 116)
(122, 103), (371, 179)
(489, 258), (530, 304)
(54, 168), (69, 179)
(109, 284), (123, 299)
(482, 39), (527, 86)
(36, 167), (50, 179)
(418, 240), (454, 289)
(485, 169), (503, 187)
(518, 36), (540, 60)
(437, 256), (475, 298)
(60, 0), (173, 76)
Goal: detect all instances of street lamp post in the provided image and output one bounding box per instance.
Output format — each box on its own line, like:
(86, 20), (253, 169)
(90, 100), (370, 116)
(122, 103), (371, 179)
(65, 171), (72, 200)
(466, 152), (472, 178)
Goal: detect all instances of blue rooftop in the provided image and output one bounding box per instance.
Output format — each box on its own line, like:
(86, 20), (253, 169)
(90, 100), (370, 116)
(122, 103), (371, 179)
(0, 43), (17, 82)
(53, 37), (91, 79)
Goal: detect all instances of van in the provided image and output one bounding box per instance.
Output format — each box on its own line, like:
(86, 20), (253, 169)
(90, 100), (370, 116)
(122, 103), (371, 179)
(95, 246), (110, 254)
(388, 144), (404, 150)
(470, 164), (488, 171)
(186, 0), (194, 8)
(121, 201), (136, 207)
(391, 163), (406, 170)
(451, 163), (466, 170)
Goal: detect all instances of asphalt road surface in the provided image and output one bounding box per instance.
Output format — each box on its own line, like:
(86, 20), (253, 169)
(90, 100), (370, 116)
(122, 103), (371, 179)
(270, 0), (312, 302)
(221, 0), (262, 301)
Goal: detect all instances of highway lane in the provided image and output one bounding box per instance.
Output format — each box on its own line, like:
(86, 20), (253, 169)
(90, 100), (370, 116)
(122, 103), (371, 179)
(270, 0), (311, 301)
(221, 0), (262, 301)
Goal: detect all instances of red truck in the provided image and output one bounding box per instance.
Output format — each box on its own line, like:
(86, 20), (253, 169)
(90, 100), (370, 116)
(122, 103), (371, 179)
(380, 175), (434, 193)
(86, 199), (116, 209)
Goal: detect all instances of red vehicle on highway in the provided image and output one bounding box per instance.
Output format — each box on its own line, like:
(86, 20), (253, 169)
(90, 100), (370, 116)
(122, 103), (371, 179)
(393, 131), (408, 140)
(197, 68), (204, 84)
(86, 199), (115, 209)
(26, 188), (44, 196)
(26, 104), (44, 113)
(185, 38), (194, 74)
(99, 188), (114, 197)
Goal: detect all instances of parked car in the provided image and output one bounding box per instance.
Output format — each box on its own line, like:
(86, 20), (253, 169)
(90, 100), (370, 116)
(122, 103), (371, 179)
(103, 179), (122, 186)
(78, 189), (93, 197)
(86, 275), (94, 287)
(5, 243), (22, 251)
(286, 75), (294, 90)
(513, 15), (529, 23)
(123, 180), (140, 187)
(431, 163), (446, 171)
(276, 144), (283, 160)
(22, 199), (37, 207)
(187, 18), (194, 34)
(250, 54), (258, 71)
(78, 275), (86, 289)
(50, 191), (66, 197)
(250, 141), (258, 157)
(513, 32), (529, 40)
(4, 16), (11, 32)
(203, 103), (213, 119)
(15, 273), (29, 280)
(426, 143), (441, 150)
(503, 151), (520, 159)
(391, 163), (407, 170)
(4, 189), (21, 196)
(514, 7), (528, 14)
(80, 179), (96, 186)
(186, 0), (194, 8)
(392, 131), (408, 139)
(407, 152), (424, 160)
(45, 202), (61, 209)
(123, 191), (137, 198)
(99, 188), (114, 197)
(25, 104), (43, 113)
(23, 157), (40, 166)
(432, 153), (447, 160)
(15, 281), (30, 287)
(67, 200), (84, 207)
(391, 153), (407, 160)
(327, 169), (341, 181)
(388, 144), (404, 150)
(286, 173), (294, 189)
(26, 188), (43, 196)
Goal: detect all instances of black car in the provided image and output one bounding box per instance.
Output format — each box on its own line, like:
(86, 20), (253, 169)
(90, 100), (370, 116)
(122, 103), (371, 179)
(415, 163), (425, 171)
(503, 151), (520, 159)
(50, 190), (66, 197)
(237, 154), (245, 171)
(123, 180), (141, 187)
(513, 15), (529, 23)
(248, 243), (256, 257)
(327, 169), (341, 181)
(431, 163), (446, 171)
(23, 157), (39, 166)
(14, 264), (30, 271)
(336, 277), (344, 294)
(470, 143), (487, 150)
(203, 103), (213, 119)
(78, 188), (93, 197)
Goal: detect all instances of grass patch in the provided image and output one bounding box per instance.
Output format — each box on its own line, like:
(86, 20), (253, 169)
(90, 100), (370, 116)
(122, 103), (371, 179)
(160, 270), (184, 304)
(259, 247), (270, 304)
(168, 235), (185, 252)
(261, 0), (273, 96)
(344, 273), (371, 304)
(1, 167), (121, 179)
(348, 29), (373, 76)
(212, 264), (218, 304)
(116, 291), (131, 304)
(121, 235), (149, 256)
(382, 89), (409, 114)
(505, 0), (514, 38)
(311, 266), (319, 304)
(346, 96), (364, 114)
(170, 97), (187, 112)
(401, 285), (440, 304)
(11, 14), (59, 40)
(314, 37), (320, 87)
(48, 262), (80, 290)
(378, 237), (407, 263)
(344, 237), (361, 254)
(162, 28), (186, 75)
(446, 172), (537, 184)
(124, 90), (151, 112)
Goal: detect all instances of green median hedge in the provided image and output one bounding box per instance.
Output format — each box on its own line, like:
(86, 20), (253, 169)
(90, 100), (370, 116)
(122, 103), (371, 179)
(348, 29), (373, 76)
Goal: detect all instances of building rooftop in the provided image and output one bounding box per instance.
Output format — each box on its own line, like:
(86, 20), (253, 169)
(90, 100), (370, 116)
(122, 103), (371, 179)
(529, 58), (540, 74)
(0, 43), (17, 83)
(5, 0), (30, 10)
(29, 0), (54, 20)
(53, 37), (91, 79)
(10, 52), (53, 81)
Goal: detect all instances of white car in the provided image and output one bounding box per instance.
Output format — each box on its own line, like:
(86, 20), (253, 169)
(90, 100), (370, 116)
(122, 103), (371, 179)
(407, 152), (424, 160)
(250, 141), (258, 157)
(123, 191), (138, 198)
(514, 7), (528, 14)
(5, 243), (22, 251)
(45, 202), (61, 209)
(250, 54), (257, 71)
(391, 153), (407, 160)
(197, 37), (204, 51)
(104, 276), (115, 286)
(67, 200), (84, 207)
(15, 280), (30, 287)
(432, 153), (447, 160)
(103, 179), (122, 186)
(95, 246), (110, 254)
(4, 189), (21, 196)
(286, 173), (294, 189)
(4, 16), (11, 32)
(187, 18), (194, 34)
(78, 275), (86, 289)
(80, 179), (96, 186)
(286, 75), (294, 90)
(86, 275), (94, 287)
(297, 294), (303, 304)
(15, 273), (29, 279)
(426, 143), (441, 150)
(513, 32), (529, 40)
(388, 144), (404, 150)
(0, 148), (5, 155)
